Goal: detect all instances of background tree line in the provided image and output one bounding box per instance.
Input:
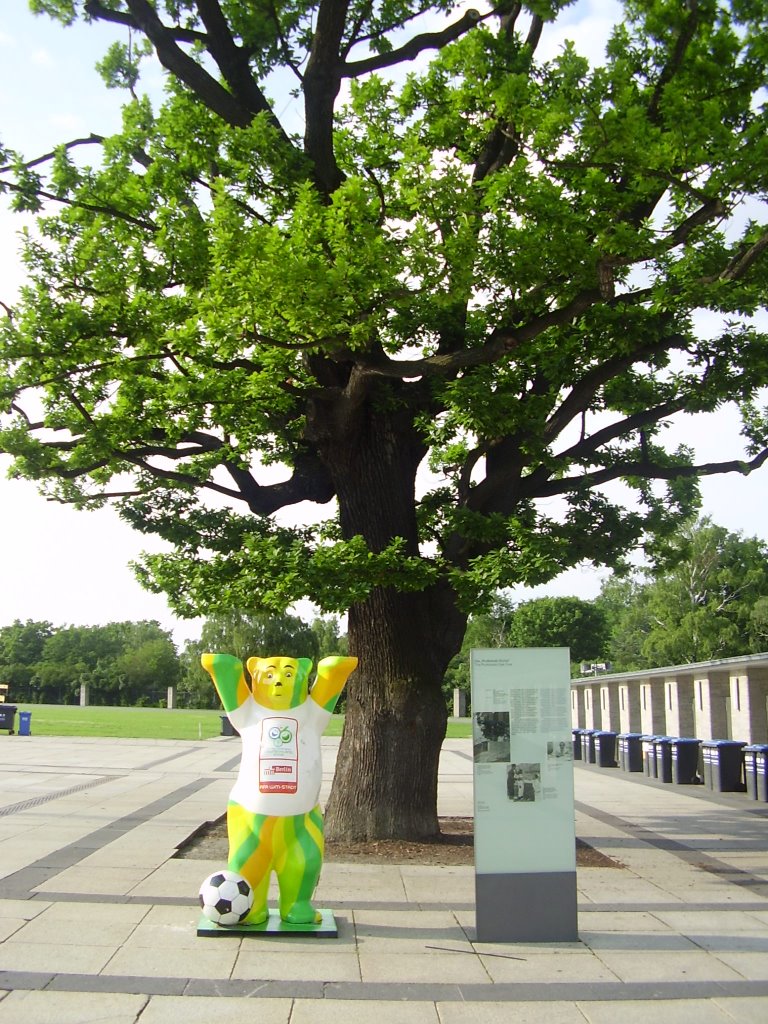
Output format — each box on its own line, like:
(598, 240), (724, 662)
(0, 611), (345, 708)
(446, 518), (768, 697)
(4, 519), (768, 709)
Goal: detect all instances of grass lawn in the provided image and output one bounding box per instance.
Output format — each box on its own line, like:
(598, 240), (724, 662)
(10, 704), (471, 740)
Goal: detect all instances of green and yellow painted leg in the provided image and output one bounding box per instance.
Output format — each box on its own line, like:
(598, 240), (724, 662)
(274, 805), (325, 925)
(226, 802), (272, 925)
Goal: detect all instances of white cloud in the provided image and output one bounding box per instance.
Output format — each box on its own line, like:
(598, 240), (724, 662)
(31, 47), (54, 67)
(49, 112), (85, 133)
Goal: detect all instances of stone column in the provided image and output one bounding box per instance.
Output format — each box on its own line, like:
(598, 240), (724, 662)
(639, 678), (666, 735)
(618, 682), (642, 733)
(729, 669), (768, 743)
(571, 686), (585, 729)
(167, 686), (176, 710)
(664, 674), (696, 737)
(79, 683), (89, 707)
(599, 681), (622, 732)
(453, 687), (467, 718)
(583, 683), (602, 730)
(692, 671), (731, 740)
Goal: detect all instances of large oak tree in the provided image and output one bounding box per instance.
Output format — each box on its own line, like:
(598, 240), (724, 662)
(1, 0), (767, 838)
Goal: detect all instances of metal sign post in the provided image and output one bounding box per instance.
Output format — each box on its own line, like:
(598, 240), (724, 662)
(471, 648), (578, 942)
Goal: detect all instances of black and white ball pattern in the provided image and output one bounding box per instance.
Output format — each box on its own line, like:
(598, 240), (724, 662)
(199, 870), (254, 926)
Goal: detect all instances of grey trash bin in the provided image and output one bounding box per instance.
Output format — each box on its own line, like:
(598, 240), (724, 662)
(0, 705), (17, 735)
(743, 745), (768, 800)
(670, 738), (701, 785)
(618, 733), (644, 772)
(595, 731), (618, 768)
(573, 729), (583, 760)
(581, 729), (597, 764)
(654, 736), (673, 783)
(756, 747), (768, 802)
(701, 740), (746, 793)
(642, 735), (659, 777)
(220, 716), (240, 737)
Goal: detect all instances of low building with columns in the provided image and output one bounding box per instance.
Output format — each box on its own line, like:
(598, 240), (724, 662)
(571, 653), (768, 743)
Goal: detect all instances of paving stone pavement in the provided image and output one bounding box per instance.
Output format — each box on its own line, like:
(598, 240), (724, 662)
(0, 732), (767, 1022)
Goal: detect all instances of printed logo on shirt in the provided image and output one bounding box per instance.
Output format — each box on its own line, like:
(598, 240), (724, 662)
(259, 716), (299, 794)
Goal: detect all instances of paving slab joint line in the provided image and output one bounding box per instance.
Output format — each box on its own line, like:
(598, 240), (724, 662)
(5, 972), (768, 1002)
(573, 797), (768, 894)
(0, 775), (115, 817)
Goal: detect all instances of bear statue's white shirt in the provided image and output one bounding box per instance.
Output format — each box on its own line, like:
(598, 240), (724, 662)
(227, 697), (331, 816)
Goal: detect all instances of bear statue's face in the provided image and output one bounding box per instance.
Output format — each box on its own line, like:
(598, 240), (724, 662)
(250, 656), (310, 711)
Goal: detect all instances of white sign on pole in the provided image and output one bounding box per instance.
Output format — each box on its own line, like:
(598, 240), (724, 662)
(471, 648), (578, 942)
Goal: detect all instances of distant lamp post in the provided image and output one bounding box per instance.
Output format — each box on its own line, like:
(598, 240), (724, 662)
(580, 662), (612, 676)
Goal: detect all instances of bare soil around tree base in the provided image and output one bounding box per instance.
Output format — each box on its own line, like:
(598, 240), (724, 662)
(177, 816), (622, 869)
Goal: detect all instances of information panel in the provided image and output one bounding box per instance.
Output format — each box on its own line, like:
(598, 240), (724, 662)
(471, 648), (578, 942)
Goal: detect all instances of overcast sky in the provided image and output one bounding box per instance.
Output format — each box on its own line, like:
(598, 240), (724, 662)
(1, 1), (767, 647)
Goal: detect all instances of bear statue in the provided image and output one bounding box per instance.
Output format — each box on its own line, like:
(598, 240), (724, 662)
(201, 652), (358, 925)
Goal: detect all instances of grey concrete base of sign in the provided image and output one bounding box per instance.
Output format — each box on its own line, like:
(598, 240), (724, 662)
(475, 871), (578, 942)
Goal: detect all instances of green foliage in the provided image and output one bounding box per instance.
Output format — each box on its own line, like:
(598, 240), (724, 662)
(2, 1), (768, 643)
(1, 611), (330, 709)
(0, 619), (179, 705)
(598, 519), (768, 669)
(177, 609), (322, 708)
(506, 596), (610, 669)
(444, 592), (609, 699)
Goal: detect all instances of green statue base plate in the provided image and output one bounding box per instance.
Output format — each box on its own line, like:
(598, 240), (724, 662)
(197, 908), (338, 938)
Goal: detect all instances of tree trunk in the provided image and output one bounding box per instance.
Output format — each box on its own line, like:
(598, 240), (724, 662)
(314, 381), (468, 840)
(324, 582), (466, 840)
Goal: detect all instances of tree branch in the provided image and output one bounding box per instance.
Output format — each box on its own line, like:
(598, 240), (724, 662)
(526, 447), (768, 501)
(646, 0), (701, 124)
(343, 8), (484, 77)
(195, 0), (289, 125)
(119, 0), (262, 129)
(84, 0), (207, 44)
(0, 135), (105, 175)
(701, 230), (768, 284)
(0, 180), (157, 231)
(542, 332), (686, 445)
(303, 0), (350, 193)
(265, 0), (304, 80)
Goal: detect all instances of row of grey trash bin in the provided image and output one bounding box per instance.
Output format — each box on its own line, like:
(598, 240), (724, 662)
(573, 728), (768, 802)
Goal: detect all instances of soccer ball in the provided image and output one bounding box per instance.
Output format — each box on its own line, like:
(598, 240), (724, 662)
(199, 870), (254, 926)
